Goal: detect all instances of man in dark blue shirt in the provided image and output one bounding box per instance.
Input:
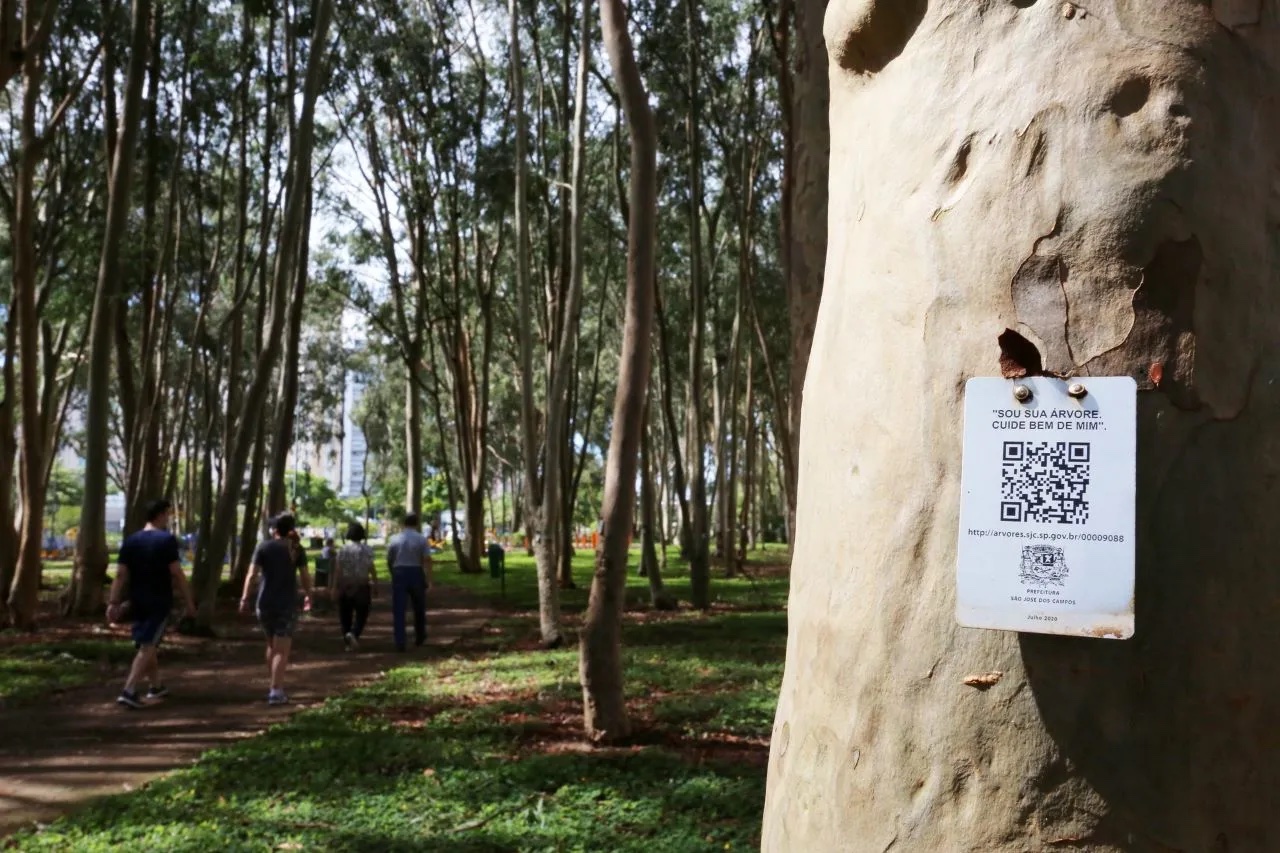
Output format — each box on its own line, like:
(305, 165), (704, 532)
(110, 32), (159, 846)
(240, 513), (313, 705)
(106, 499), (196, 710)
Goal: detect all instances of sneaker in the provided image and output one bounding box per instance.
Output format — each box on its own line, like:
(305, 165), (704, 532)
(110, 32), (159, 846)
(147, 685), (169, 699)
(344, 632), (358, 651)
(117, 690), (144, 710)
(267, 691), (289, 706)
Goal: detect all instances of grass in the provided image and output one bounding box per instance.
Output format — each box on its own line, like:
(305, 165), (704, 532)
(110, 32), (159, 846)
(425, 543), (790, 614)
(0, 640), (136, 707)
(10, 552), (789, 852)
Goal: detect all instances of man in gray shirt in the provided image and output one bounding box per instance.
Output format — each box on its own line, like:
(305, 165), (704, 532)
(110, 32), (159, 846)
(387, 513), (433, 651)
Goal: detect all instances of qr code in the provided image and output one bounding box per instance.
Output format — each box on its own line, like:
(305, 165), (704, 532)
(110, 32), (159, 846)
(1000, 441), (1090, 524)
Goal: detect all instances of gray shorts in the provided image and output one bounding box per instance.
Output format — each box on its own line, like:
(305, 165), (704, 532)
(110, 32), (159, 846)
(257, 608), (297, 638)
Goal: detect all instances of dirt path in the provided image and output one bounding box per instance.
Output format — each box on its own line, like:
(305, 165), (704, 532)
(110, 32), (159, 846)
(0, 584), (494, 837)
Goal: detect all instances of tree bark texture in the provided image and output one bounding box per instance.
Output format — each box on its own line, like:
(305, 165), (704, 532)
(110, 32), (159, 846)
(580, 0), (656, 744)
(764, 3), (1280, 850)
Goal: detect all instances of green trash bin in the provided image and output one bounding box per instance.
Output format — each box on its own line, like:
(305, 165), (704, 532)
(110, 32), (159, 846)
(487, 543), (505, 579)
(314, 556), (332, 589)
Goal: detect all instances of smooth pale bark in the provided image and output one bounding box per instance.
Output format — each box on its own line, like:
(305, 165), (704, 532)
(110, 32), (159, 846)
(580, 0), (656, 744)
(67, 0), (152, 618)
(765, 3), (1280, 849)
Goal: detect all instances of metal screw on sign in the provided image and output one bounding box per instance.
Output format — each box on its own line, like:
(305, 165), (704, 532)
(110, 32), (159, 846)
(1068, 383), (1088, 399)
(1013, 385), (1032, 403)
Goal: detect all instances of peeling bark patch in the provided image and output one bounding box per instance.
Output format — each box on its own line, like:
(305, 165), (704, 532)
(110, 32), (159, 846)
(963, 671), (1004, 689)
(1012, 254), (1073, 371)
(825, 0), (927, 74)
(999, 329), (1045, 379)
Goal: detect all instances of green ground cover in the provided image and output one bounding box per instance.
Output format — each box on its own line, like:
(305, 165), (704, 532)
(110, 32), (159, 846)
(12, 551), (789, 852)
(0, 640), (136, 707)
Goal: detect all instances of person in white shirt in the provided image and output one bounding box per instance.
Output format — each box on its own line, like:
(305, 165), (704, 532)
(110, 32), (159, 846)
(332, 522), (377, 651)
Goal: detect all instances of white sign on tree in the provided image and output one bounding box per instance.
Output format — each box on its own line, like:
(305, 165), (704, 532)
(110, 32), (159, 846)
(956, 376), (1136, 639)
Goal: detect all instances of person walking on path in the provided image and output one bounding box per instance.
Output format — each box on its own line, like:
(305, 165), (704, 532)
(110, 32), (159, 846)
(332, 521), (376, 651)
(106, 500), (197, 710)
(386, 513), (433, 652)
(239, 513), (313, 705)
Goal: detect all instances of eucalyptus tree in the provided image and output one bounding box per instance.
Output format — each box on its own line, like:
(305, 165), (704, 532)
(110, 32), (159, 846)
(193, 0), (334, 624)
(68, 0), (154, 616)
(4, 0), (106, 627)
(580, 0), (656, 742)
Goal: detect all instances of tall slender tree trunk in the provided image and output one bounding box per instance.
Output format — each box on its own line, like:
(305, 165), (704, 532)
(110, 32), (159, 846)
(545, 0), (593, 592)
(0, 304), (19, 616)
(8, 0), (70, 627)
(194, 0), (333, 626)
(580, 0), (656, 744)
(265, 183), (313, 516)
(511, 0), (563, 646)
(683, 0), (710, 610)
(405, 359), (425, 519)
(66, 0), (153, 618)
(741, 352), (757, 551)
(640, 400), (674, 609)
(782, 0), (827, 539)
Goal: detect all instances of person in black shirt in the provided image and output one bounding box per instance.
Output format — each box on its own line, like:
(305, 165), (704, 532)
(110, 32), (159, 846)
(106, 499), (196, 710)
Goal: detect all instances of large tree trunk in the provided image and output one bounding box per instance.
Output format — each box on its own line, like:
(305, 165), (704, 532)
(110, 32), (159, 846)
(764, 3), (1280, 849)
(580, 0), (656, 745)
(67, 0), (152, 618)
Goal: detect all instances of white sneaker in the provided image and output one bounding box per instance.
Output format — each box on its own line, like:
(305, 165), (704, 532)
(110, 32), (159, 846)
(347, 632), (359, 651)
(267, 690), (289, 706)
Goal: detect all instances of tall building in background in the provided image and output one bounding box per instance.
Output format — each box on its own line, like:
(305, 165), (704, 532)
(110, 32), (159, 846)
(341, 378), (368, 498)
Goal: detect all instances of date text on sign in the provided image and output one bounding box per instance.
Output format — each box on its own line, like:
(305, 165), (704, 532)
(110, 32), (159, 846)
(956, 377), (1136, 639)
